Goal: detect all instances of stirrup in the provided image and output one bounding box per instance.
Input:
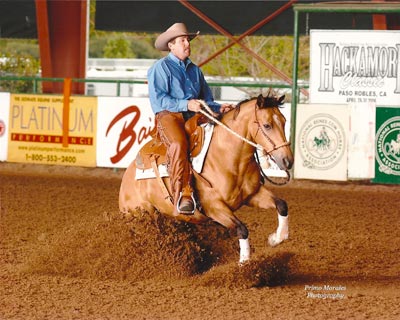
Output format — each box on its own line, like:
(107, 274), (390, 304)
(176, 191), (196, 215)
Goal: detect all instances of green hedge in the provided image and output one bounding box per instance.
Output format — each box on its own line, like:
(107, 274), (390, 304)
(0, 34), (310, 94)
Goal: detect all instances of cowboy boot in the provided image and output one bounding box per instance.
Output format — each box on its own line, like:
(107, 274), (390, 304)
(178, 167), (196, 214)
(177, 185), (195, 215)
(173, 182), (195, 216)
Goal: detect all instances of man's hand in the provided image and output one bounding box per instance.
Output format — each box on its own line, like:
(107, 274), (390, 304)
(187, 99), (202, 112)
(220, 103), (234, 113)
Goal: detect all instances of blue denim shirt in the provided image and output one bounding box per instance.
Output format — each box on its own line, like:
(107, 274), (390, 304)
(147, 52), (221, 116)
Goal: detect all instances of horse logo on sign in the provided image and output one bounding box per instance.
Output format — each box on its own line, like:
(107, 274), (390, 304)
(312, 127), (333, 152)
(376, 116), (400, 176)
(299, 113), (345, 170)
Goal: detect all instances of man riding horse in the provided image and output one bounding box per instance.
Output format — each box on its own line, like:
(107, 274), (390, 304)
(148, 23), (233, 216)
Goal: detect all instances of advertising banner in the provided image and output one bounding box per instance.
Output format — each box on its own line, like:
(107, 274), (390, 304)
(310, 30), (400, 105)
(294, 104), (349, 181)
(96, 97), (155, 168)
(8, 94), (97, 167)
(373, 106), (400, 184)
(0, 92), (10, 161)
(348, 102), (376, 179)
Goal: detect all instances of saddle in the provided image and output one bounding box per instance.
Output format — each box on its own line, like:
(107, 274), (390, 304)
(135, 113), (208, 171)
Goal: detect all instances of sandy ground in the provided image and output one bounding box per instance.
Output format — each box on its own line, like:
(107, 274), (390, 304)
(0, 162), (399, 320)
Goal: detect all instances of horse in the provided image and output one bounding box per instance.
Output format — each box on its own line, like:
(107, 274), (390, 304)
(119, 93), (294, 264)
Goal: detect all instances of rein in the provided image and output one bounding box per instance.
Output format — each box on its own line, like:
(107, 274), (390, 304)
(197, 100), (262, 151)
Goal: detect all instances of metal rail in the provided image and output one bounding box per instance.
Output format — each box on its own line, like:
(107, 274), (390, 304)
(0, 75), (308, 96)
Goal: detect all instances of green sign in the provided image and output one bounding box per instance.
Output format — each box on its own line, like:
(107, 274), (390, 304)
(374, 106), (400, 184)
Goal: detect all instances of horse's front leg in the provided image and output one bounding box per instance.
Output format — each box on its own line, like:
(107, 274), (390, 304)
(205, 201), (251, 264)
(247, 185), (289, 247)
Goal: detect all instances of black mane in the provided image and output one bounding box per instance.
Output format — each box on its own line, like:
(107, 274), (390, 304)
(232, 93), (284, 120)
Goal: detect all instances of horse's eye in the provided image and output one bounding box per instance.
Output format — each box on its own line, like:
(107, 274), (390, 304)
(263, 123), (272, 130)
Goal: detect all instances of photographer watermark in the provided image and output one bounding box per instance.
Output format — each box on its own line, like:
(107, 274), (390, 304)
(304, 284), (346, 300)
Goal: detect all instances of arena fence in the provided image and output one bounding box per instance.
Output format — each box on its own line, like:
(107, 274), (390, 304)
(0, 75), (308, 99)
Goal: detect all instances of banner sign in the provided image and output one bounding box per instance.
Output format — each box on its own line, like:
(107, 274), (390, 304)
(96, 97), (155, 168)
(294, 104), (349, 181)
(8, 94), (97, 167)
(373, 106), (400, 184)
(348, 102), (376, 179)
(0, 92), (10, 162)
(310, 30), (400, 105)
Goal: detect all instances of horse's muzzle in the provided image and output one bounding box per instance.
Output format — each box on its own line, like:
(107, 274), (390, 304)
(270, 153), (293, 171)
(282, 156), (293, 170)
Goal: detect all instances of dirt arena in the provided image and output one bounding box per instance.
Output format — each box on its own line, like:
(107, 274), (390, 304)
(0, 162), (399, 320)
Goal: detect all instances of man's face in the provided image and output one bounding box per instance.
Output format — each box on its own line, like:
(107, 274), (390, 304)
(169, 35), (191, 61)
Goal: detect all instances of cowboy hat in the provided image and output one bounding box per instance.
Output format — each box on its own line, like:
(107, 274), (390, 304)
(155, 23), (200, 51)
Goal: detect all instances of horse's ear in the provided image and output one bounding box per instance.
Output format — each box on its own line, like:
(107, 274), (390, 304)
(256, 94), (264, 107)
(278, 95), (285, 105)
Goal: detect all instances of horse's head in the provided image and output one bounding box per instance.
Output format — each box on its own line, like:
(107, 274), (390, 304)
(249, 93), (294, 170)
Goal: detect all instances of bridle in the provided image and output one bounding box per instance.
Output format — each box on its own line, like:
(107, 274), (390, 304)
(196, 99), (291, 184)
(197, 99), (290, 156)
(253, 105), (291, 185)
(254, 105), (291, 156)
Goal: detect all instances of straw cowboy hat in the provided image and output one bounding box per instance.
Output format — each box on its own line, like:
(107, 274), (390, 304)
(155, 23), (200, 51)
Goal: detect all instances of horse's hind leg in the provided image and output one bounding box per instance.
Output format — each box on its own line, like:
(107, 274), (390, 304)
(247, 186), (289, 247)
(119, 165), (158, 218)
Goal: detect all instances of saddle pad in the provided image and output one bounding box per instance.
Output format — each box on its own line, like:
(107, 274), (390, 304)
(191, 123), (214, 173)
(135, 123), (214, 180)
(136, 163), (169, 180)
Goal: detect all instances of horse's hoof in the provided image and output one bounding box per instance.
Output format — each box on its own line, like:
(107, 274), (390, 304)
(238, 260), (250, 267)
(268, 232), (288, 247)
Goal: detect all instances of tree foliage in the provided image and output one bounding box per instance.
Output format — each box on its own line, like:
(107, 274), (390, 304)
(0, 52), (40, 93)
(192, 35), (309, 81)
(103, 35), (135, 58)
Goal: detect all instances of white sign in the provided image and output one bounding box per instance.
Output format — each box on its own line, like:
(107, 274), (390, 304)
(96, 97), (155, 168)
(294, 104), (349, 181)
(348, 102), (376, 179)
(0, 92), (10, 161)
(310, 30), (400, 105)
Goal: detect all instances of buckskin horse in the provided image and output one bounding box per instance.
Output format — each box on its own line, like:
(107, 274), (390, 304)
(119, 93), (294, 264)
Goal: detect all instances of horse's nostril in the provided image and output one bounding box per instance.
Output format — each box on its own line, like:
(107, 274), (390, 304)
(284, 157), (293, 170)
